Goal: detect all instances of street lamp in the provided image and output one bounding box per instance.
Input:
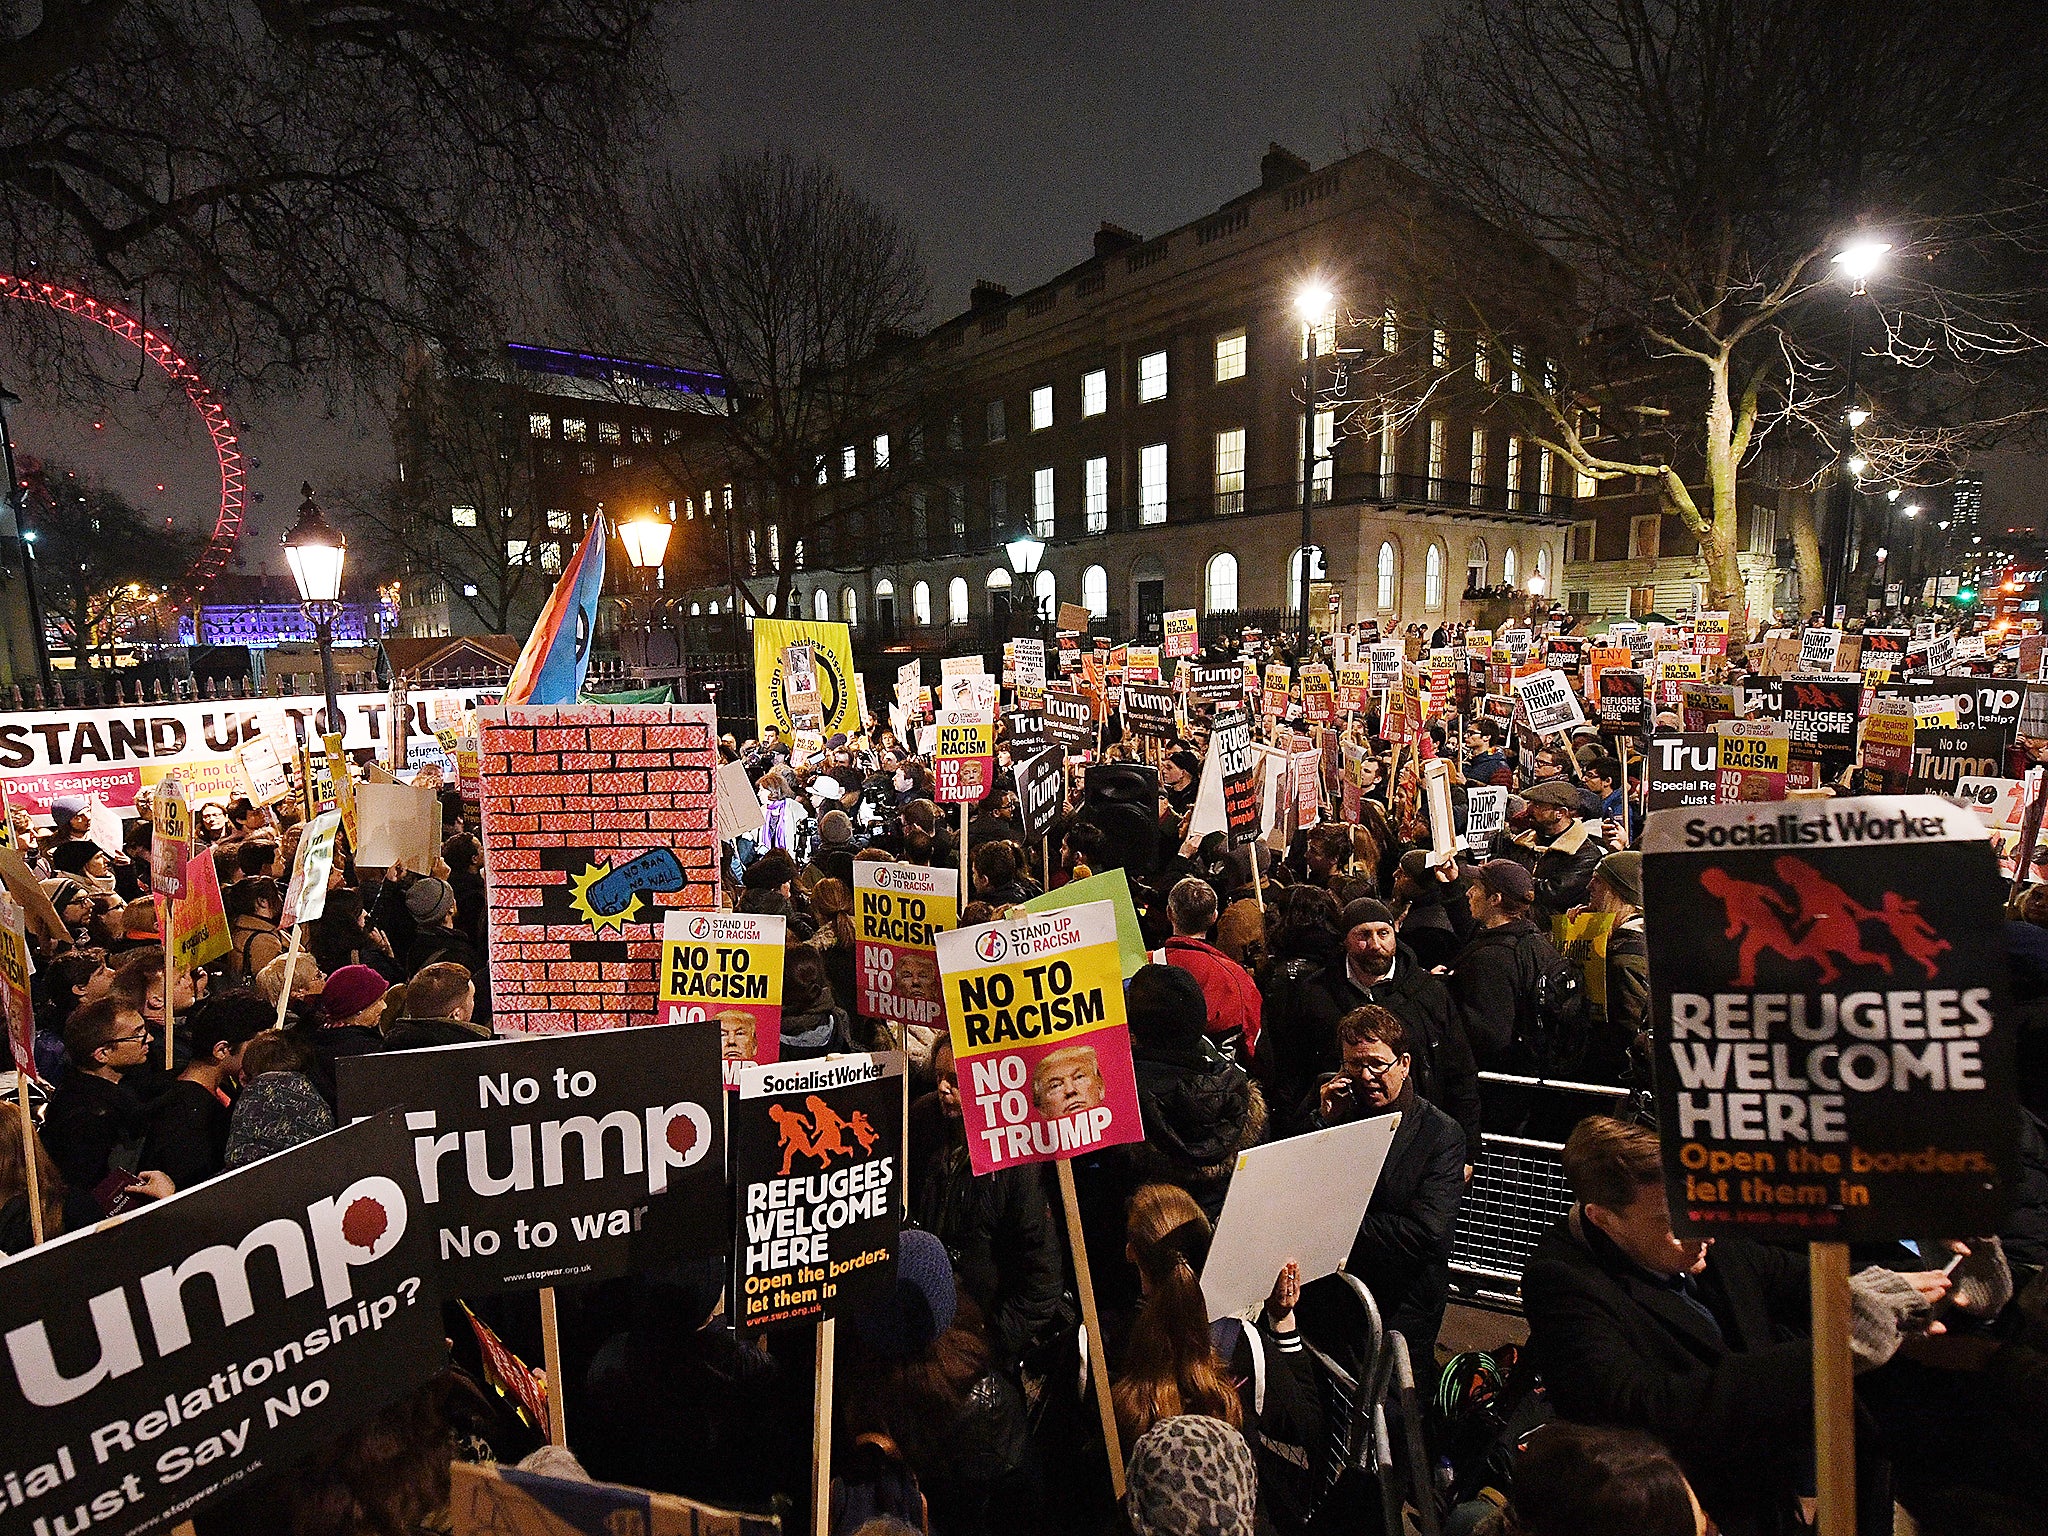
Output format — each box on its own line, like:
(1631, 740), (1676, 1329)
(282, 483), (347, 732)
(1825, 235), (1889, 617)
(618, 511), (676, 680)
(1295, 281), (1336, 659)
(1005, 534), (1045, 630)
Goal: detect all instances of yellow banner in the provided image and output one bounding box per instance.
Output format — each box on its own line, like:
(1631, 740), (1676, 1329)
(753, 617), (859, 737)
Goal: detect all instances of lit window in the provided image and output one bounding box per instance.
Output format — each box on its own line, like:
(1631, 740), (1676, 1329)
(873, 433), (890, 470)
(989, 475), (1007, 528)
(1215, 328), (1247, 382)
(987, 567), (1012, 593)
(1469, 430), (1487, 507)
(1506, 437), (1523, 507)
(949, 486), (967, 541)
(1289, 546), (1327, 610)
(1539, 446), (1555, 502)
(947, 413), (964, 450)
(1543, 357), (1559, 392)
(793, 538), (803, 569)
(913, 581), (932, 624)
(1467, 538), (1488, 590)
(1302, 316), (1334, 359)
(690, 602), (701, 616)
(528, 413), (552, 439)
(1537, 546), (1551, 582)
(747, 528), (759, 573)
(816, 455), (829, 486)
(1138, 350), (1168, 402)
(1382, 308), (1399, 353)
(1206, 551), (1239, 614)
(547, 508), (571, 531)
(1140, 443), (1169, 525)
(1379, 413), (1397, 481)
(1214, 430), (1246, 515)
(1425, 544), (1444, 610)
(841, 445), (857, 479)
(765, 592), (777, 614)
(1577, 465), (1598, 499)
(1503, 547), (1518, 587)
(1084, 456), (1109, 533)
(631, 425), (651, 444)
(1082, 564), (1108, 618)
(910, 489), (927, 545)
(1377, 542), (1397, 609)
(1431, 327), (1449, 369)
(663, 428), (682, 445)
(507, 540), (532, 566)
(541, 543), (563, 574)
(1427, 417), (1447, 494)
(768, 524), (781, 569)
(562, 418), (587, 442)
(1033, 467), (1055, 536)
(948, 577), (969, 624)
(613, 454), (631, 469)
(1300, 412), (1333, 501)
(987, 399), (1006, 442)
(814, 589), (830, 621)
(842, 586), (858, 625)
(1031, 386), (1053, 431)
(1474, 342), (1490, 384)
(1510, 345), (1525, 391)
(1629, 515), (1661, 562)
(1035, 569), (1055, 614)
(451, 505), (477, 527)
(598, 421), (621, 445)
(1082, 368), (1107, 417)
(463, 583), (479, 598)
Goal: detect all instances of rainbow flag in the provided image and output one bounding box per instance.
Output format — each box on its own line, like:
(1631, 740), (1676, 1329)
(504, 512), (607, 705)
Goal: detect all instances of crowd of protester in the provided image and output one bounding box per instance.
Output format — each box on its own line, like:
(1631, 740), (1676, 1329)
(0, 614), (2043, 1536)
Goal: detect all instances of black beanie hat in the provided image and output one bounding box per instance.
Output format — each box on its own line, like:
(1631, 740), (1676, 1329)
(1126, 963), (1207, 1045)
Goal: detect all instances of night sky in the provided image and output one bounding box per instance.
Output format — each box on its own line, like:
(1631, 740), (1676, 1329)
(0, 0), (2034, 572)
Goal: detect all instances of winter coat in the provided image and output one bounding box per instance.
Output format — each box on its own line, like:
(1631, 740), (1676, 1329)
(41, 1068), (147, 1192)
(383, 1015), (492, 1053)
(304, 1023), (387, 1108)
(226, 915), (285, 984)
(1499, 819), (1610, 927)
(1585, 915), (1649, 1086)
(140, 1078), (232, 1191)
(1163, 935), (1264, 1059)
(779, 1003), (855, 1062)
(909, 1094), (1067, 1362)
(224, 1071), (335, 1168)
(1129, 1032), (1265, 1222)
(1328, 1089), (1466, 1352)
(1447, 917), (1546, 1069)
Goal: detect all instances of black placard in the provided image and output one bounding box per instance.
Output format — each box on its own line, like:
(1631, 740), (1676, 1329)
(1191, 661), (1246, 706)
(0, 1115), (445, 1536)
(732, 1053), (902, 1333)
(1773, 676), (1863, 756)
(1908, 726), (2010, 792)
(338, 1025), (726, 1295)
(1211, 708), (1263, 847)
(1122, 682), (1178, 739)
(1015, 746), (1067, 844)
(1043, 689), (1094, 749)
(1645, 731), (1720, 810)
(1642, 797), (2016, 1241)
(1596, 668), (1648, 731)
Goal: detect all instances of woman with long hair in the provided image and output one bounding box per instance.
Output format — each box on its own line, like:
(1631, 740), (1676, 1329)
(0, 1108), (98, 1253)
(1112, 1184), (1243, 1447)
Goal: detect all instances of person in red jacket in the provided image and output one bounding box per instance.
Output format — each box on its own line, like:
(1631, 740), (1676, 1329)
(1162, 876), (1262, 1062)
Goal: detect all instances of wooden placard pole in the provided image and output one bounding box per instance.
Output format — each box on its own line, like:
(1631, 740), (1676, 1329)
(958, 802), (970, 901)
(1809, 1241), (1856, 1536)
(1056, 1158), (1125, 1497)
(15, 1074), (43, 1246)
(272, 921), (305, 1031)
(539, 1285), (567, 1449)
(159, 896), (176, 1070)
(812, 1318), (837, 1536)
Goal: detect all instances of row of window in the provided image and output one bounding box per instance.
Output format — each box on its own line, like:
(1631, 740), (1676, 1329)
(528, 413), (684, 448)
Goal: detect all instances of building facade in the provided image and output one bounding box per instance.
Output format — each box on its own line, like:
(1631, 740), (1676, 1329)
(679, 145), (1584, 649)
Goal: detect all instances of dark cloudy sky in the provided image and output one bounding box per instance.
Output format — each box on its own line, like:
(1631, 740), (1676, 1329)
(2, 0), (2035, 567)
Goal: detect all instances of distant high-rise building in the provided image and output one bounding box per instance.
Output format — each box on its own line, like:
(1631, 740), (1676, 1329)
(1948, 472), (1983, 538)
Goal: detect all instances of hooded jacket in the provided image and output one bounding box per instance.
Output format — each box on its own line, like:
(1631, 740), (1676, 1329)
(1163, 935), (1263, 1059)
(1129, 1031), (1264, 1223)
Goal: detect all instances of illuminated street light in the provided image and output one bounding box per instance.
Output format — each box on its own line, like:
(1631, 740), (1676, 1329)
(1848, 407), (1871, 429)
(1831, 236), (1891, 294)
(1295, 282), (1335, 322)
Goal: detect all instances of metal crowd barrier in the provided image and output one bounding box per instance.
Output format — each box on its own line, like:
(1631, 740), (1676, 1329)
(1450, 1073), (1632, 1309)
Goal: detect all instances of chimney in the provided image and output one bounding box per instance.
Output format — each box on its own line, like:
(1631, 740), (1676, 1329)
(1260, 143), (1311, 189)
(969, 280), (1010, 312)
(1092, 223), (1143, 260)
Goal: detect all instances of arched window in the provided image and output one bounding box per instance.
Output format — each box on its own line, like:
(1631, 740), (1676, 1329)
(948, 577), (969, 624)
(875, 578), (895, 598)
(1035, 569), (1056, 614)
(689, 602), (701, 616)
(1376, 542), (1397, 610)
(1466, 538), (1488, 592)
(1082, 565), (1108, 619)
(841, 585), (858, 625)
(1502, 546), (1518, 588)
(813, 588), (830, 621)
(1536, 545), (1551, 580)
(1287, 546), (1327, 610)
(764, 590), (777, 614)
(1205, 551), (1239, 614)
(1425, 544), (1445, 610)
(708, 600), (720, 615)
(914, 580), (932, 625)
(986, 567), (1012, 591)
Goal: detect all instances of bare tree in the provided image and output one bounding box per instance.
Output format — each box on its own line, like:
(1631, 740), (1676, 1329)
(345, 358), (559, 634)
(1377, 0), (2048, 627)
(16, 458), (198, 666)
(1, 1), (672, 398)
(619, 150), (929, 618)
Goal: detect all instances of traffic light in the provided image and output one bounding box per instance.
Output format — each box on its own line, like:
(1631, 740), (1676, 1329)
(1956, 586), (1977, 607)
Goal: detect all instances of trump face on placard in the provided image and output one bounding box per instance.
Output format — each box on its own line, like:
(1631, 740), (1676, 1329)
(1032, 1043), (1107, 1118)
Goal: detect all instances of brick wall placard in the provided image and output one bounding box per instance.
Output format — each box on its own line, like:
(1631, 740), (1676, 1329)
(479, 703), (719, 1034)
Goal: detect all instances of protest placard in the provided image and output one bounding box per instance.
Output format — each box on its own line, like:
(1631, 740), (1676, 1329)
(1910, 726), (2010, 793)
(1335, 665), (1369, 714)
(1122, 681), (1177, 739)
(1646, 733), (1721, 810)
(1641, 796), (2016, 1242)
(1777, 676), (1863, 757)
(1057, 602), (1092, 634)
(1200, 1114), (1398, 1318)
(935, 710), (995, 803)
(936, 901), (1140, 1175)
(1510, 668), (1586, 734)
(1300, 664), (1335, 725)
(754, 619), (858, 737)
(1367, 644), (1404, 692)
(168, 847), (231, 971)
(853, 860), (959, 1038)
(1715, 720), (1790, 803)
(339, 1025), (725, 1294)
(1465, 784), (1508, 857)
(659, 910), (786, 1086)
(449, 1462), (780, 1536)
(0, 1114), (444, 1536)
(1951, 776), (2025, 827)
(1694, 611), (1730, 655)
(1162, 609), (1200, 659)
(1924, 630), (1958, 675)
(732, 1053), (902, 1332)
(152, 776), (191, 899)
(1043, 689), (1094, 748)
(1860, 709), (1915, 776)
(1261, 664), (1292, 717)
(354, 780), (441, 869)
(1596, 668), (1648, 732)
(1209, 708), (1263, 847)
(1016, 747), (1066, 845)
(1013, 636), (1047, 702)
(1190, 661), (1244, 707)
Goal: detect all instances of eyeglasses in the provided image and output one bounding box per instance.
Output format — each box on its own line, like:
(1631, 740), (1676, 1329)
(110, 1029), (153, 1045)
(1352, 1055), (1406, 1081)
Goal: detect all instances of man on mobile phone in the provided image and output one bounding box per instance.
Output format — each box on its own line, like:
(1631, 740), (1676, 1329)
(40, 996), (178, 1210)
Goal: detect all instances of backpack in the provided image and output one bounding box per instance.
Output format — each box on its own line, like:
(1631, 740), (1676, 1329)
(1513, 930), (1590, 1076)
